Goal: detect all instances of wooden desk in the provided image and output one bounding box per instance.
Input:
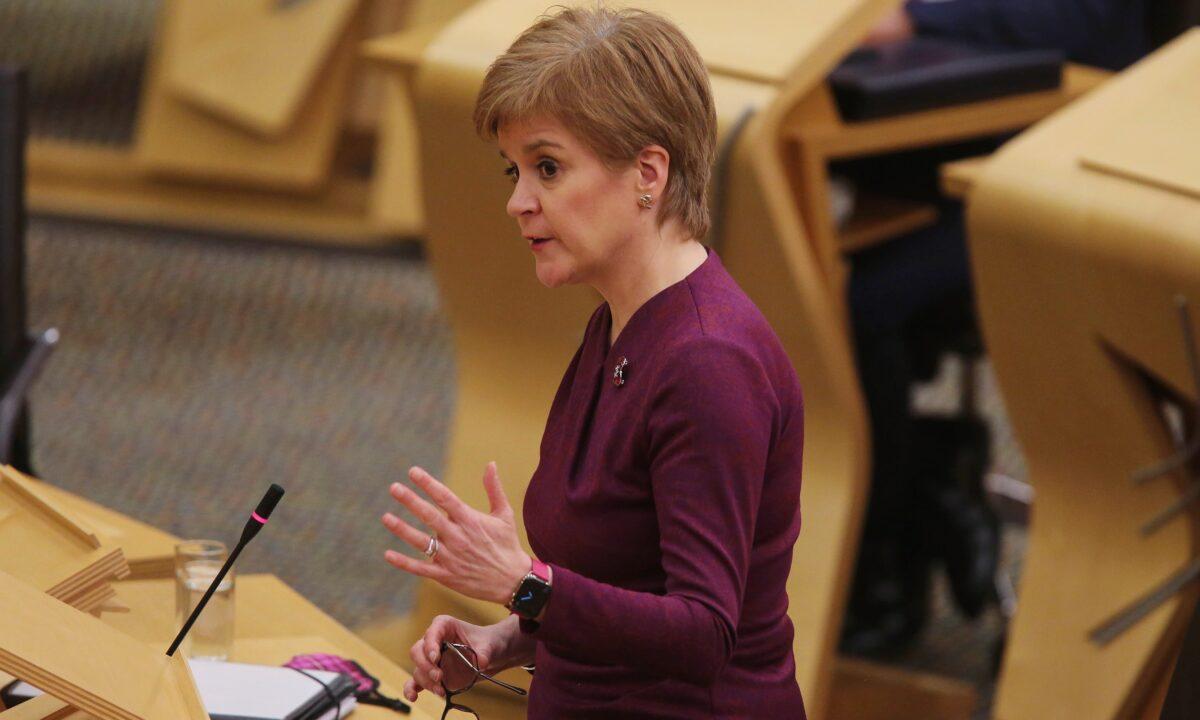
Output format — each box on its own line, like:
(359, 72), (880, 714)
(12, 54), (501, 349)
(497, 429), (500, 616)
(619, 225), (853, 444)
(966, 30), (1200, 719)
(0, 478), (444, 719)
(783, 64), (1110, 287)
(102, 575), (442, 720)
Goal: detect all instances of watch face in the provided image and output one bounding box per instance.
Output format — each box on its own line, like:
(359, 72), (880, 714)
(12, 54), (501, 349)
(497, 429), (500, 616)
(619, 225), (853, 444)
(512, 576), (552, 617)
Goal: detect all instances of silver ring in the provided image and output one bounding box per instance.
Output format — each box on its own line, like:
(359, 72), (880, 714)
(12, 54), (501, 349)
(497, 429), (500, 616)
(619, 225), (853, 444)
(423, 535), (439, 560)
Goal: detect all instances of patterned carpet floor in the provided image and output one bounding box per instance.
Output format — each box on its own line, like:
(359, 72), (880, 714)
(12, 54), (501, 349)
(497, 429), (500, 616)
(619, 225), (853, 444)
(25, 217), (453, 627)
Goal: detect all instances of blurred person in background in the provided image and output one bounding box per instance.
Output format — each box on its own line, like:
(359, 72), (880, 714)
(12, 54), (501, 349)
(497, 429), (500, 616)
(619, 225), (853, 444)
(842, 0), (1152, 656)
(380, 7), (809, 718)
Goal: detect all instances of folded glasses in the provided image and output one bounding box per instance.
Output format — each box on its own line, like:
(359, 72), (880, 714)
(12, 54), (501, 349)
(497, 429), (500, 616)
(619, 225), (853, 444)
(438, 641), (527, 719)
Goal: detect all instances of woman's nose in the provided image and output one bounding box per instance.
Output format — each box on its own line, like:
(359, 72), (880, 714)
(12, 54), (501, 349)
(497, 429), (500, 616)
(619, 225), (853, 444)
(506, 179), (539, 218)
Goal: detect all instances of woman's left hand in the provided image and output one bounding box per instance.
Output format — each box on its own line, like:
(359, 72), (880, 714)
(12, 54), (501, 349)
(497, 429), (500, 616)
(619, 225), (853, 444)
(382, 462), (532, 605)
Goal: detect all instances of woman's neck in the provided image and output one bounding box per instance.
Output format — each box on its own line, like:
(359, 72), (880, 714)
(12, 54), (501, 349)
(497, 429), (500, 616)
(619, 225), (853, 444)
(598, 227), (708, 348)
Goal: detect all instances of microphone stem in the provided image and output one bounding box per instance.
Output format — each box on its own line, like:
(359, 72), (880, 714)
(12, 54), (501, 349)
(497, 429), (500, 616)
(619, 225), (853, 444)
(166, 537), (248, 657)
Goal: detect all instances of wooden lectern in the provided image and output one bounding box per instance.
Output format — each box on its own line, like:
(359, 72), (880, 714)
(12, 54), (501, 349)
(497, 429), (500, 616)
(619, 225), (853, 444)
(0, 466), (129, 615)
(0, 568), (207, 720)
(966, 29), (1200, 719)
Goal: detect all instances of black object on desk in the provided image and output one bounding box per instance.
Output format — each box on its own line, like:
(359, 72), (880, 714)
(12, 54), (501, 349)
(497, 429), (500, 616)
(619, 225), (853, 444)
(829, 37), (1064, 121)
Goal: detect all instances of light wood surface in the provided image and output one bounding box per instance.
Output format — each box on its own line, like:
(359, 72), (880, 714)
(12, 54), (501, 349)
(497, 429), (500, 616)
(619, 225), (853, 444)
(359, 0), (480, 237)
(828, 658), (977, 720)
(27, 141), (415, 245)
(1077, 71), (1200, 202)
(786, 64), (1110, 158)
(0, 569), (206, 720)
(967, 29), (1200, 720)
(167, 0), (361, 137)
(838, 193), (939, 253)
(135, 0), (366, 190)
(0, 694), (74, 720)
(103, 575), (444, 720)
(0, 476), (443, 719)
(16, 475), (178, 580)
(0, 467), (128, 613)
(939, 156), (989, 199)
(784, 64), (1109, 292)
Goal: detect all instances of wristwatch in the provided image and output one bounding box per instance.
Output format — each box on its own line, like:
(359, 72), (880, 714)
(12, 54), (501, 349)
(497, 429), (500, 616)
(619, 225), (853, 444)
(506, 558), (553, 619)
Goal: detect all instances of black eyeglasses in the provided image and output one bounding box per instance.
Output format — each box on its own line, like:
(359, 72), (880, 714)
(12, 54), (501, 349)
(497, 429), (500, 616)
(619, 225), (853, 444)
(438, 642), (528, 719)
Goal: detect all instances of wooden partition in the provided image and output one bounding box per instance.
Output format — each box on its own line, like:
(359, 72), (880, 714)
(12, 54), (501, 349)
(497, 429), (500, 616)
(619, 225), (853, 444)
(967, 29), (1200, 719)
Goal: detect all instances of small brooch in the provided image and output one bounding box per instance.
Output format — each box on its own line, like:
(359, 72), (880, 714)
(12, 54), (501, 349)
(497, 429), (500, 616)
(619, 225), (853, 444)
(612, 357), (629, 387)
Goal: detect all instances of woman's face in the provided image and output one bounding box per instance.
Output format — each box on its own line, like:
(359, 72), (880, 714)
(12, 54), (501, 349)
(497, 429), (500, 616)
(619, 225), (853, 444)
(498, 116), (644, 289)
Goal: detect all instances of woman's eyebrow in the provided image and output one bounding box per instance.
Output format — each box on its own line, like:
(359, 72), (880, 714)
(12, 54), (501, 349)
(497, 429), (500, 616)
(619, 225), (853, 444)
(523, 139), (564, 153)
(499, 139), (564, 161)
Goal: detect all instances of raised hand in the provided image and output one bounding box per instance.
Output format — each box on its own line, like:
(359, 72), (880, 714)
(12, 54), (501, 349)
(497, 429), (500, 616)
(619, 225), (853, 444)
(382, 462), (532, 605)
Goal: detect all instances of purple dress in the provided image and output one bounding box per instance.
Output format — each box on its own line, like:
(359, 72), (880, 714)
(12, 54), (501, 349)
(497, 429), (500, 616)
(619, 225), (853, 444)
(522, 249), (807, 719)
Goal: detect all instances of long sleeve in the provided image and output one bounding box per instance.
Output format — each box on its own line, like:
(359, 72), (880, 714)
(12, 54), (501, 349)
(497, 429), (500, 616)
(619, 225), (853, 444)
(523, 338), (778, 685)
(905, 0), (1147, 70)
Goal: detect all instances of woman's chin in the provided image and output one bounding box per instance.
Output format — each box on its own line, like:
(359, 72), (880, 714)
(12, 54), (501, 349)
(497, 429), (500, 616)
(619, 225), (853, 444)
(534, 259), (574, 289)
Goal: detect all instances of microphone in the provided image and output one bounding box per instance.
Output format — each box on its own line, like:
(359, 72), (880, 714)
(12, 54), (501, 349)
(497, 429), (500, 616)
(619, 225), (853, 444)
(167, 484), (285, 657)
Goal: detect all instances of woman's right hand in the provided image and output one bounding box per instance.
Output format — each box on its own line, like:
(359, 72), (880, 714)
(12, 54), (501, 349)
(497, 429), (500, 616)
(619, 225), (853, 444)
(404, 614), (529, 702)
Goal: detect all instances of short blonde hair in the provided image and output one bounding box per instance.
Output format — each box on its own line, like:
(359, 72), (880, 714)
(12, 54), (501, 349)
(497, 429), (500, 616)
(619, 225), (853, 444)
(474, 5), (717, 239)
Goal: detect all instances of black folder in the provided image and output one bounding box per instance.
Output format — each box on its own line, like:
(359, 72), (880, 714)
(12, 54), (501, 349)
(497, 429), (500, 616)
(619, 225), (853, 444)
(829, 37), (1064, 121)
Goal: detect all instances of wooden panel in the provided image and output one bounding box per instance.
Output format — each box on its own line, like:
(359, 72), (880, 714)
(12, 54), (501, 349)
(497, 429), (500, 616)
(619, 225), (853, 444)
(1077, 37), (1200, 202)
(625, 0), (904, 85)
(0, 694), (74, 720)
(967, 29), (1200, 720)
(0, 467), (128, 610)
(828, 658), (976, 720)
(28, 141), (414, 245)
(167, 0), (360, 137)
(0, 569), (206, 720)
(18, 476), (179, 580)
(939, 156), (989, 199)
(135, 0), (365, 189)
(838, 194), (938, 253)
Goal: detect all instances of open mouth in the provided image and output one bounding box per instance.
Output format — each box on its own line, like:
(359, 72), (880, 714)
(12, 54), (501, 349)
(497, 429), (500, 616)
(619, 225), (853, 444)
(527, 237), (554, 246)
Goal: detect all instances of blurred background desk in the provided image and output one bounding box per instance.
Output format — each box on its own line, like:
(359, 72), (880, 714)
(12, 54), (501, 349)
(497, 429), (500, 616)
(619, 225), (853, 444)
(965, 28), (1200, 720)
(783, 63), (1108, 287)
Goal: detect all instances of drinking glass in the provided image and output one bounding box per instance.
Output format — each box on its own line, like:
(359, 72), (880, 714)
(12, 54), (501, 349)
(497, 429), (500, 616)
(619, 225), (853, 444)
(174, 539), (235, 661)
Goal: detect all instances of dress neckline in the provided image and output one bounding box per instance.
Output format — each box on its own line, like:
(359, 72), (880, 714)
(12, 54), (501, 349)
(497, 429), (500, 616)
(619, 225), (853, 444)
(600, 246), (716, 365)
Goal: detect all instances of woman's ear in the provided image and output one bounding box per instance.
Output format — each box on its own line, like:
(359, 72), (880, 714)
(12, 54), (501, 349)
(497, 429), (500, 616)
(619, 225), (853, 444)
(635, 145), (671, 196)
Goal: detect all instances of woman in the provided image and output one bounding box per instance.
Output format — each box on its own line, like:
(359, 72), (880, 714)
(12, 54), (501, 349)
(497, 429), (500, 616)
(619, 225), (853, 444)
(382, 6), (806, 717)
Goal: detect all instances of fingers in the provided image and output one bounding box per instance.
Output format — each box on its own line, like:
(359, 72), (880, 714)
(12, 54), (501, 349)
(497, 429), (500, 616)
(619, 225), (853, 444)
(408, 466), (471, 521)
(409, 618), (460, 700)
(407, 640), (444, 700)
(389, 481), (452, 536)
(384, 548), (452, 582)
(381, 512), (434, 554)
(482, 461), (512, 517)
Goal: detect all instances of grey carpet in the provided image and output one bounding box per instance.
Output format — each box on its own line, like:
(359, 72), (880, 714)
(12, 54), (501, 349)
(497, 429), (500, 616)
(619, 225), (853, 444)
(26, 218), (454, 627)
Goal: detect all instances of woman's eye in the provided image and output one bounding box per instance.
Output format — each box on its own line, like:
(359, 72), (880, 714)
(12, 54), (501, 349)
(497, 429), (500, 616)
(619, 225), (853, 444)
(503, 165), (518, 183)
(537, 160), (558, 180)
